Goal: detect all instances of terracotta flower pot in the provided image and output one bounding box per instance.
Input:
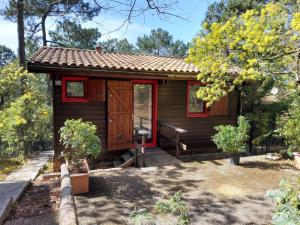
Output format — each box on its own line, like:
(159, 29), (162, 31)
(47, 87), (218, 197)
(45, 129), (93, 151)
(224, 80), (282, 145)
(67, 159), (90, 194)
(293, 152), (300, 170)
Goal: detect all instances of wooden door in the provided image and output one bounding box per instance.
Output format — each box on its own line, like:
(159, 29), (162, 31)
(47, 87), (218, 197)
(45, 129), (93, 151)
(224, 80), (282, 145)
(107, 80), (133, 151)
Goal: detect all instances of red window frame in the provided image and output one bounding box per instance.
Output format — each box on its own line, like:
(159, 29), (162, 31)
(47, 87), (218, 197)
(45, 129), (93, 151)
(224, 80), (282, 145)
(186, 81), (209, 118)
(62, 76), (88, 102)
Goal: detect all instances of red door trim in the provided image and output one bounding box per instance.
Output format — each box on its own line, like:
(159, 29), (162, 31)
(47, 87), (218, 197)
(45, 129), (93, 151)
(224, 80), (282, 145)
(132, 80), (158, 147)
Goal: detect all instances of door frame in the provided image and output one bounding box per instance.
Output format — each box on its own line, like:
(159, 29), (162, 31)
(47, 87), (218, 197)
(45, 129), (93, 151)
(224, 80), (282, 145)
(132, 79), (158, 147)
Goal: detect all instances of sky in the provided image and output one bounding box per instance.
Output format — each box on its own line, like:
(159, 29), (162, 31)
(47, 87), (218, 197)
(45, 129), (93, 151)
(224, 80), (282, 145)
(0, 0), (213, 52)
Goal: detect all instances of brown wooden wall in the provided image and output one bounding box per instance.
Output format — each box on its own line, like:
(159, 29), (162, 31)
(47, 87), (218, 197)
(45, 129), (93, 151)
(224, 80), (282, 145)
(157, 80), (238, 151)
(53, 76), (107, 158)
(52, 76), (239, 159)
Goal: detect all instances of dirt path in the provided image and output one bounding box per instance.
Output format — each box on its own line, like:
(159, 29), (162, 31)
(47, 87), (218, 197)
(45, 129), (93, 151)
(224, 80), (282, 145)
(4, 176), (60, 225)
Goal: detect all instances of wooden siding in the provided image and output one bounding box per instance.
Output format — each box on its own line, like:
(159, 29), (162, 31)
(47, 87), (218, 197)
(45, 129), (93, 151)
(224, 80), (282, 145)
(52, 76), (239, 159)
(157, 80), (238, 151)
(53, 76), (107, 157)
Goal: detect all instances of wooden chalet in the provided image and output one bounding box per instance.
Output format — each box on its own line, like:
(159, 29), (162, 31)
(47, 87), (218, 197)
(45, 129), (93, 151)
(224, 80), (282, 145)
(27, 46), (239, 169)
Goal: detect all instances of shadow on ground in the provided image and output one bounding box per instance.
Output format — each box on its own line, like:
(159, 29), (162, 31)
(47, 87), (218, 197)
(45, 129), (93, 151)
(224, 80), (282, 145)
(75, 156), (297, 225)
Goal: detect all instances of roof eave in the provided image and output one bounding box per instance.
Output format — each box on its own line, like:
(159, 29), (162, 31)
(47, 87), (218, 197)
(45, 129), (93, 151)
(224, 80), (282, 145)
(27, 63), (199, 80)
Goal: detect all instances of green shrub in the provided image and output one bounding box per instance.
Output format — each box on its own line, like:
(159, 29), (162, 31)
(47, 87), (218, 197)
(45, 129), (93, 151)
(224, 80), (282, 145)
(128, 191), (191, 225)
(278, 99), (300, 154)
(129, 209), (155, 225)
(266, 178), (300, 225)
(212, 116), (250, 156)
(155, 191), (191, 225)
(59, 119), (101, 169)
(0, 63), (52, 158)
(0, 92), (52, 156)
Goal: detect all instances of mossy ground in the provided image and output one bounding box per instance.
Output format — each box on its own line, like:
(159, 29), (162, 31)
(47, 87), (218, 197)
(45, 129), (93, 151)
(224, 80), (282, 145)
(0, 157), (25, 181)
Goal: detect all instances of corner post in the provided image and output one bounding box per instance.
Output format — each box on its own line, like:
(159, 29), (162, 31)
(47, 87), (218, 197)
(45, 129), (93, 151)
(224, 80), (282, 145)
(141, 134), (146, 167)
(176, 131), (180, 159)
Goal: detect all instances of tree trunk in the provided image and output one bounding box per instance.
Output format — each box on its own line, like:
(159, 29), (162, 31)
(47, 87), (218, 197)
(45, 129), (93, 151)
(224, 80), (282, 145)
(41, 13), (47, 46)
(248, 101), (255, 154)
(17, 0), (25, 67)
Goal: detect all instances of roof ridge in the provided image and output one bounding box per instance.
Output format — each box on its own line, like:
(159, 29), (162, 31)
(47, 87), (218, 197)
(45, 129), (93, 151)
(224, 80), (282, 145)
(101, 50), (185, 59)
(41, 46), (186, 60)
(42, 46), (94, 52)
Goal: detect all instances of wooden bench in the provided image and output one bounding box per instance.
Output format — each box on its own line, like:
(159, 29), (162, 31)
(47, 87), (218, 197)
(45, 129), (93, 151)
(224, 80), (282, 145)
(158, 121), (188, 158)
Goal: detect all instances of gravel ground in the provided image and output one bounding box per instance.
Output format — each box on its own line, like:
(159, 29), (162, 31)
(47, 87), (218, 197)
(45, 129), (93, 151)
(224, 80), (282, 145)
(75, 155), (298, 225)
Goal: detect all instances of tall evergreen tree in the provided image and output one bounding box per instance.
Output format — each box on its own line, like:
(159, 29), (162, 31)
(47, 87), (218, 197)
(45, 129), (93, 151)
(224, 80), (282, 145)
(99, 38), (136, 53)
(0, 45), (16, 67)
(2, 0), (101, 46)
(48, 20), (101, 49)
(203, 0), (267, 27)
(136, 28), (188, 56)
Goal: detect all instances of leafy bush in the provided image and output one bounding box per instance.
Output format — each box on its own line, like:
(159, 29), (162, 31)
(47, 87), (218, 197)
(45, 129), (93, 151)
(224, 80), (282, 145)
(266, 178), (300, 225)
(59, 119), (101, 169)
(278, 99), (300, 154)
(128, 191), (191, 225)
(212, 116), (250, 156)
(155, 191), (191, 225)
(0, 63), (52, 158)
(129, 209), (155, 225)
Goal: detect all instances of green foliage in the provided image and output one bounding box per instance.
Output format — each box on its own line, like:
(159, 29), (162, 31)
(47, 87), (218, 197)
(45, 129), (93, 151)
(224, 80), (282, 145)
(129, 209), (155, 225)
(212, 116), (250, 155)
(99, 38), (136, 53)
(0, 156), (25, 181)
(203, 0), (266, 27)
(137, 28), (188, 57)
(277, 98), (300, 153)
(0, 45), (15, 67)
(1, 0), (101, 43)
(0, 63), (52, 158)
(59, 119), (101, 167)
(129, 191), (191, 225)
(0, 92), (52, 156)
(49, 20), (101, 49)
(187, 1), (300, 106)
(266, 178), (300, 225)
(155, 191), (191, 225)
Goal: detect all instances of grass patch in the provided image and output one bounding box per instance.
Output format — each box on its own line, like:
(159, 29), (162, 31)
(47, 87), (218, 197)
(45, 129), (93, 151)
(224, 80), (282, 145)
(155, 191), (191, 225)
(129, 191), (191, 225)
(129, 209), (155, 225)
(41, 158), (53, 174)
(0, 157), (25, 181)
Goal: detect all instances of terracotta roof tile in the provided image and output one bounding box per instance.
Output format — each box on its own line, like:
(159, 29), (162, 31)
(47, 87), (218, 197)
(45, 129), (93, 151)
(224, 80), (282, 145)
(28, 47), (199, 74)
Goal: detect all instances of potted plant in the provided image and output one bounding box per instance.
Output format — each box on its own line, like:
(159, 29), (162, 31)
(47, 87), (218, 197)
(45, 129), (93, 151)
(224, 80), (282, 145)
(278, 104), (300, 169)
(59, 119), (101, 194)
(212, 116), (250, 165)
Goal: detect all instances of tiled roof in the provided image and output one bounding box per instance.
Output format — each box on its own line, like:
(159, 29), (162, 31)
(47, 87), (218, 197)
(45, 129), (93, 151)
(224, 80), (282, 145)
(28, 47), (199, 74)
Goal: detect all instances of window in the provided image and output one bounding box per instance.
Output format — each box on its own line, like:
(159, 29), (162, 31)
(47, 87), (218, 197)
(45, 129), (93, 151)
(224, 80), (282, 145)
(62, 77), (88, 102)
(187, 81), (209, 117)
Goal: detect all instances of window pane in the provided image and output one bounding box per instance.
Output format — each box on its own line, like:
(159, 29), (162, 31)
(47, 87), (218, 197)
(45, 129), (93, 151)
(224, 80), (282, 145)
(134, 84), (153, 143)
(67, 81), (85, 97)
(189, 85), (204, 113)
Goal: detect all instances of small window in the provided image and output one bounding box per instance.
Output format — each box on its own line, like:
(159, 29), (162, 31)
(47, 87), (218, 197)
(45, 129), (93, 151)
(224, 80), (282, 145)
(187, 81), (209, 117)
(62, 77), (88, 102)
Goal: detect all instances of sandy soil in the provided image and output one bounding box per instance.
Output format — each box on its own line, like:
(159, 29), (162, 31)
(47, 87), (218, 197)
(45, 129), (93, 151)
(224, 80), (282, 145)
(75, 155), (298, 225)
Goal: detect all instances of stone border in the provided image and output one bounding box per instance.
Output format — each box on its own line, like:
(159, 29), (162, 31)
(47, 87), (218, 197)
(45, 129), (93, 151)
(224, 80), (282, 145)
(0, 151), (52, 225)
(0, 197), (12, 225)
(60, 164), (78, 225)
